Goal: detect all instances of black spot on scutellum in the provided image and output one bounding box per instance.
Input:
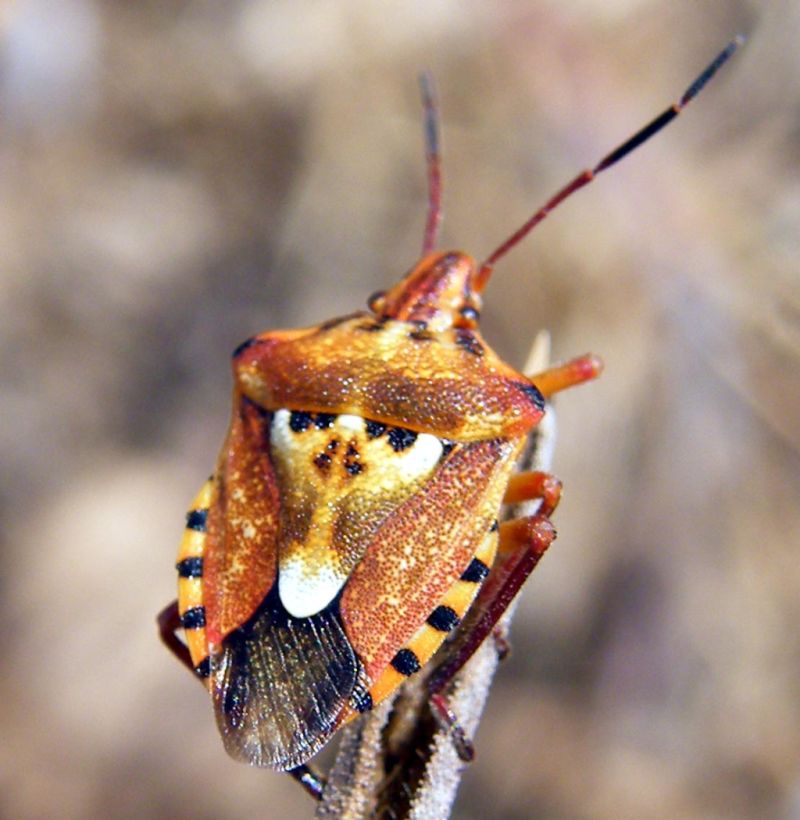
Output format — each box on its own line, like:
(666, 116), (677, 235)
(408, 320), (433, 342)
(344, 442), (363, 476)
(289, 411), (313, 432)
(365, 420), (386, 439)
(388, 427), (417, 452)
(314, 413), (336, 429)
(408, 328), (434, 342)
(314, 452), (332, 471)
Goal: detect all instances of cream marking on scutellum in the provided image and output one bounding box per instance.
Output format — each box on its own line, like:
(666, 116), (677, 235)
(270, 408), (449, 619)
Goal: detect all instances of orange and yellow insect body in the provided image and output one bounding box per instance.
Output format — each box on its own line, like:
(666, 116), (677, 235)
(175, 250), (548, 769)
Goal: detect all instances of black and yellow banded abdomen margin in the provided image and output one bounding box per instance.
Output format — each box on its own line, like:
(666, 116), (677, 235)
(176, 478), (215, 680)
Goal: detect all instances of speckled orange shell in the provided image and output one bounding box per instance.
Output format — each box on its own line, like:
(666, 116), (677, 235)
(176, 250), (549, 769)
(235, 317), (542, 442)
(203, 391), (279, 648)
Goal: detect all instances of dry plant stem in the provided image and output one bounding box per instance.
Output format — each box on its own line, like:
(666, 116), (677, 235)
(316, 333), (556, 818)
(315, 700), (396, 819)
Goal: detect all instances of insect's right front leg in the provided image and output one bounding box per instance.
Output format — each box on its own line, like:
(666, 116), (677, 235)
(426, 509), (557, 760)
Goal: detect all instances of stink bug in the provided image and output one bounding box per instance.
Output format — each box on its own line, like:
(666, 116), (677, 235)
(159, 38), (742, 797)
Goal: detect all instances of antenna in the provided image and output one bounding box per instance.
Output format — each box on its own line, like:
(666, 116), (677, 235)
(473, 35), (744, 293)
(420, 71), (443, 256)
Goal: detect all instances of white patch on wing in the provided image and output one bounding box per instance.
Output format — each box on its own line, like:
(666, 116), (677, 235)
(279, 557), (347, 619)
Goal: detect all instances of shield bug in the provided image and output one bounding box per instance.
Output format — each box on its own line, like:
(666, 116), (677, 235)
(159, 37), (742, 797)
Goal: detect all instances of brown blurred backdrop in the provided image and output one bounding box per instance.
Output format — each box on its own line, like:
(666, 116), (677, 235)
(1, 1), (798, 818)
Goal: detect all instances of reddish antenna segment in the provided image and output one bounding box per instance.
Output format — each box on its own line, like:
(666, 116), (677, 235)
(420, 71), (443, 256)
(472, 35), (744, 293)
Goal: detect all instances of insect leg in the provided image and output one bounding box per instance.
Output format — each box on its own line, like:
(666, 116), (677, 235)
(503, 470), (562, 517)
(430, 514), (556, 693)
(491, 471), (562, 653)
(288, 764), (327, 800)
(529, 353), (603, 399)
(157, 600), (195, 674)
(428, 691), (476, 762)
(426, 514), (556, 760)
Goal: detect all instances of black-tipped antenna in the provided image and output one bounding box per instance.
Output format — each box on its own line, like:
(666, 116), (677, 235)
(420, 71), (443, 256)
(473, 35), (744, 292)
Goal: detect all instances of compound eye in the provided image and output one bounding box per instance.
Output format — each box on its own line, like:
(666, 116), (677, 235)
(367, 291), (386, 313)
(458, 305), (480, 327)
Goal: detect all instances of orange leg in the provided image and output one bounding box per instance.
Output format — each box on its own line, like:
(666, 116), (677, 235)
(529, 353), (602, 398)
(493, 472), (560, 661)
(503, 470), (562, 517)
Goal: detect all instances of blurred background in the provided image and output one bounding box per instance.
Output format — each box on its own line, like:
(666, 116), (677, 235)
(1, 1), (798, 818)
